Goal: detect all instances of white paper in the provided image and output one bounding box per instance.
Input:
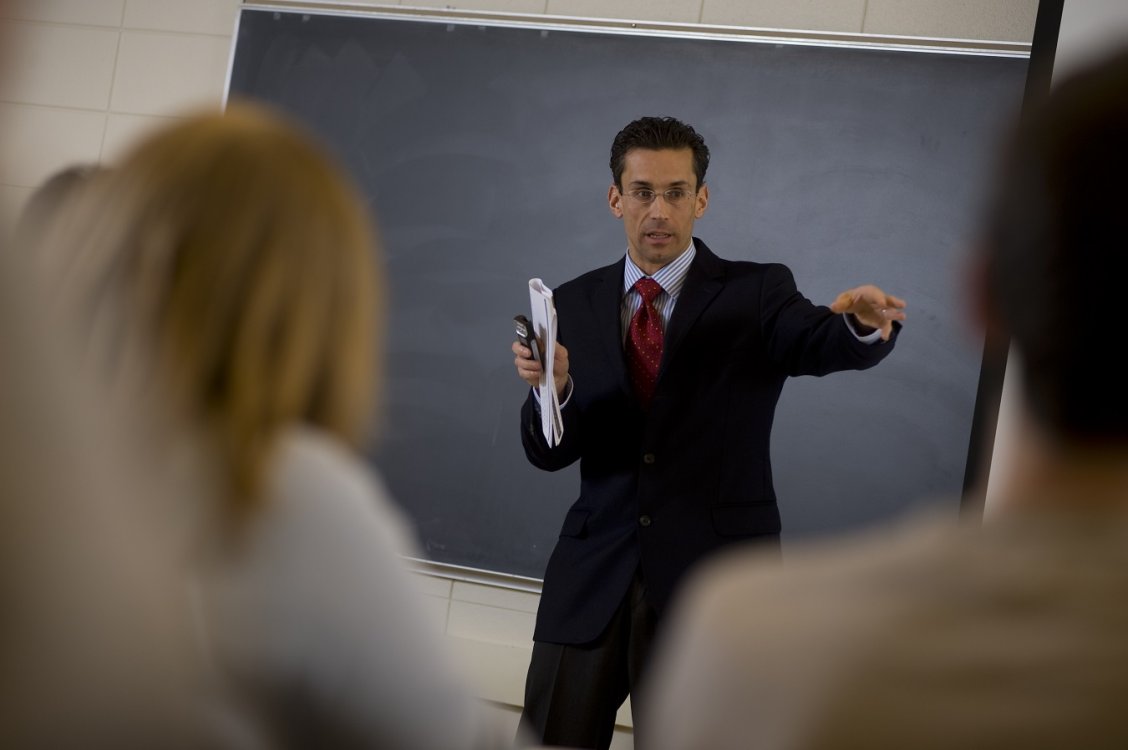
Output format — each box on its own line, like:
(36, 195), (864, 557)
(528, 278), (563, 446)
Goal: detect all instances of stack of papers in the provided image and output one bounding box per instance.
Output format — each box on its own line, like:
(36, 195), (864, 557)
(529, 278), (563, 446)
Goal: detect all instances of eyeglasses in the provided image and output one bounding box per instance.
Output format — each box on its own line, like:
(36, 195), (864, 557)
(622, 188), (697, 206)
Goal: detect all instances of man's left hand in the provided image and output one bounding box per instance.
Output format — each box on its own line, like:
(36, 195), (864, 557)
(829, 285), (907, 341)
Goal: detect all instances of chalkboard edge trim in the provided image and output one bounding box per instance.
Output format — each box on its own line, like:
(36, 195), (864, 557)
(406, 557), (544, 595)
(242, 2), (1030, 58)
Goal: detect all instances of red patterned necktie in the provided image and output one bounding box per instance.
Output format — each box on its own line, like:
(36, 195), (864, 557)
(626, 277), (664, 409)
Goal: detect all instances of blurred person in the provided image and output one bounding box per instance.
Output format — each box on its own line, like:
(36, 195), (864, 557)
(47, 103), (506, 750)
(641, 46), (1128, 750)
(11, 163), (109, 273)
(14, 163), (105, 229)
(1, 11), (227, 749)
(0, 219), (227, 749)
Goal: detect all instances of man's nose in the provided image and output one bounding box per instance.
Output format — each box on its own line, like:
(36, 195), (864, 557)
(647, 195), (671, 218)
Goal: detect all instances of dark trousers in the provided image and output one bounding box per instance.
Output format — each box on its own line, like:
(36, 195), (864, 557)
(517, 570), (659, 750)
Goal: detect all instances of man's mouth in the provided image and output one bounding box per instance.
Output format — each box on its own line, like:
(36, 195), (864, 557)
(646, 232), (672, 241)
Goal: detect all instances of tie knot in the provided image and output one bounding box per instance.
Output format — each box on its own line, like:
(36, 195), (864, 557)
(634, 277), (663, 305)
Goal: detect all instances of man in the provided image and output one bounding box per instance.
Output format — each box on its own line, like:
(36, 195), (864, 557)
(511, 116), (905, 749)
(641, 48), (1128, 750)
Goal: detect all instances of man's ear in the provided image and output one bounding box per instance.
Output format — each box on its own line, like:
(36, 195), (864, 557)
(608, 184), (623, 218)
(694, 183), (709, 219)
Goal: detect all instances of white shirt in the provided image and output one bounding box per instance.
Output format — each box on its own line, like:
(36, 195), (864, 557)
(198, 427), (501, 750)
(644, 508), (1128, 750)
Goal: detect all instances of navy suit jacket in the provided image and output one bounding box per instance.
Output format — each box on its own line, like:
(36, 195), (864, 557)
(521, 239), (898, 645)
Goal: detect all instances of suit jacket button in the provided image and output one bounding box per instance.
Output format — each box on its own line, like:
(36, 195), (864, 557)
(639, 515), (652, 527)
(642, 453), (656, 464)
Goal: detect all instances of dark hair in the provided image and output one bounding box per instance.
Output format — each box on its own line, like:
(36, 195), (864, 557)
(14, 164), (107, 251)
(609, 116), (710, 189)
(982, 46), (1128, 442)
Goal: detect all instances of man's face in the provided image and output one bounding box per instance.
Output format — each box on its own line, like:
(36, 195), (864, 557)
(609, 147), (709, 275)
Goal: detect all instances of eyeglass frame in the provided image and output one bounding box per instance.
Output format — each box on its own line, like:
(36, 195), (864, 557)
(618, 186), (699, 206)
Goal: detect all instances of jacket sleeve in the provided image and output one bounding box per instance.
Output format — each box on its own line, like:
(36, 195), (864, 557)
(760, 264), (899, 377)
(519, 387), (583, 472)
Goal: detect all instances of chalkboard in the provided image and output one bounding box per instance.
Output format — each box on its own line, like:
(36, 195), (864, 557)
(229, 7), (1028, 579)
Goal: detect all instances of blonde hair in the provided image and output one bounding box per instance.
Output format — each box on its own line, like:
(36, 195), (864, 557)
(54, 103), (384, 516)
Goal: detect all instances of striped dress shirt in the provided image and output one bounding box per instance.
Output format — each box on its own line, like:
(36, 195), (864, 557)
(620, 242), (696, 342)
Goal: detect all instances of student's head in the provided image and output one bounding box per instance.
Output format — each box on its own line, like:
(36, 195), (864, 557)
(13, 163), (108, 264)
(608, 117), (711, 275)
(17, 164), (105, 228)
(59, 103), (384, 515)
(609, 116), (710, 191)
(979, 47), (1128, 444)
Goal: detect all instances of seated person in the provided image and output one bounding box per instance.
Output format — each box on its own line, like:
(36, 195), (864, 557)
(50, 103), (507, 750)
(640, 45), (1128, 750)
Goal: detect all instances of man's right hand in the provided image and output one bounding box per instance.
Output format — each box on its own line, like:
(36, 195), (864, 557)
(513, 340), (570, 399)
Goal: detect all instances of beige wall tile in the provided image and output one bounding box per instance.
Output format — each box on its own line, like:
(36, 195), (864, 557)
(545, 0), (701, 24)
(609, 726), (635, 749)
(617, 700), (633, 729)
(409, 571), (455, 598)
(286, 0), (377, 5)
(124, 0), (240, 36)
(0, 185), (35, 234)
(446, 635), (532, 705)
(1054, 0), (1128, 79)
(289, 0), (406, 7)
(478, 703), (524, 745)
(0, 104), (106, 187)
(702, 0), (865, 33)
(447, 600), (535, 645)
(100, 112), (177, 163)
(420, 593), (452, 632)
(4, 22), (119, 109)
(863, 0), (1038, 42)
(110, 31), (232, 116)
(407, 0), (547, 12)
(452, 581), (540, 614)
(1, 0), (124, 26)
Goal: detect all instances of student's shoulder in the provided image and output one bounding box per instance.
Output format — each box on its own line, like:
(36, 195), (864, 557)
(274, 427), (374, 501)
(674, 510), (962, 640)
(268, 426), (418, 555)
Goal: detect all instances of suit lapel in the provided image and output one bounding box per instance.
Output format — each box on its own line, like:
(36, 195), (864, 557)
(661, 239), (725, 377)
(588, 257), (633, 398)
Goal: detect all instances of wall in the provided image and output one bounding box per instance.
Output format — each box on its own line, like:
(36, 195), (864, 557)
(1055, 0), (1128, 76)
(0, 0), (240, 227)
(0, 1), (1040, 747)
(0, 0), (1038, 228)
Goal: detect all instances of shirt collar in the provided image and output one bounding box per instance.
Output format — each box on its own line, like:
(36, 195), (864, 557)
(623, 240), (696, 298)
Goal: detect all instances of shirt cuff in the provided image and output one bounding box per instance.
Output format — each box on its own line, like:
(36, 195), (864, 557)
(842, 314), (883, 344)
(531, 376), (574, 408)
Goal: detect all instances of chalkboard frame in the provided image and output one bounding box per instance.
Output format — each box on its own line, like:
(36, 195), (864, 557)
(229, 3), (1032, 588)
